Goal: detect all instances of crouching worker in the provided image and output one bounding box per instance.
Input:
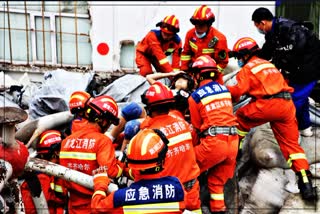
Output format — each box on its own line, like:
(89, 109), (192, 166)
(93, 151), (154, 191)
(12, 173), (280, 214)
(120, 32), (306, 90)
(91, 129), (186, 213)
(21, 130), (68, 214)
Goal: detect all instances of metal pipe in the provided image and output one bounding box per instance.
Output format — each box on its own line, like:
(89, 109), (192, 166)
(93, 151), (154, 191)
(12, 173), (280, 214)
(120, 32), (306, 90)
(1, 124), (16, 148)
(41, 0), (46, 66)
(74, 1), (79, 67)
(58, 1), (63, 66)
(25, 158), (119, 193)
(0, 160), (13, 192)
(24, 1), (30, 65)
(12, 178), (26, 214)
(6, 1), (12, 64)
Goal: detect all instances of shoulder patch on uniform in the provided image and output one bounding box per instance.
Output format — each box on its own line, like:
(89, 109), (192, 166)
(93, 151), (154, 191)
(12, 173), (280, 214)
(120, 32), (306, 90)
(151, 29), (162, 40)
(208, 36), (219, 48)
(218, 50), (227, 60)
(172, 34), (181, 44)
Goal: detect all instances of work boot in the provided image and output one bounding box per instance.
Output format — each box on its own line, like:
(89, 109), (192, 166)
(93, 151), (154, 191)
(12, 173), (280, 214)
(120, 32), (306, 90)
(297, 170), (318, 201)
(300, 126), (313, 137)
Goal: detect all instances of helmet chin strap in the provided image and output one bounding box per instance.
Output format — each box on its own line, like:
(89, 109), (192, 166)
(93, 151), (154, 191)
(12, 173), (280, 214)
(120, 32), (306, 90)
(241, 52), (255, 65)
(197, 70), (216, 84)
(99, 120), (111, 133)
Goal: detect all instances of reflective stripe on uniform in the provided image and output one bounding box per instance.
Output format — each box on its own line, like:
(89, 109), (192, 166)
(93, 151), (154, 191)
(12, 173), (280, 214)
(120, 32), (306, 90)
(287, 153), (307, 167)
(210, 193), (224, 200)
(50, 183), (63, 193)
(300, 169), (309, 183)
(123, 202), (180, 214)
(251, 63), (275, 74)
(202, 48), (214, 54)
(168, 132), (192, 146)
(190, 208), (202, 214)
(159, 57), (169, 65)
(116, 165), (123, 178)
(201, 92), (231, 105)
(238, 138), (245, 150)
(59, 151), (96, 160)
(92, 190), (106, 198)
(181, 55), (191, 61)
(166, 48), (174, 53)
(217, 65), (224, 72)
(128, 168), (135, 180)
(189, 41), (198, 51)
(236, 129), (248, 137)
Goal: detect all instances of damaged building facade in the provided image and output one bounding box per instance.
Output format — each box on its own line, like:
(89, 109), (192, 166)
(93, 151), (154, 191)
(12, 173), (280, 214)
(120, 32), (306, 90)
(1, 1), (320, 214)
(0, 1), (276, 81)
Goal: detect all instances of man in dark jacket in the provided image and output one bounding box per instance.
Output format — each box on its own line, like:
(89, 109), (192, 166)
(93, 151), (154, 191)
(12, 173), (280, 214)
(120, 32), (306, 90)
(251, 7), (320, 137)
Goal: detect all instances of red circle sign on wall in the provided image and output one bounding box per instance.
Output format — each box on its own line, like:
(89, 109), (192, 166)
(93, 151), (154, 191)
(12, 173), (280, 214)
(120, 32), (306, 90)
(97, 43), (109, 55)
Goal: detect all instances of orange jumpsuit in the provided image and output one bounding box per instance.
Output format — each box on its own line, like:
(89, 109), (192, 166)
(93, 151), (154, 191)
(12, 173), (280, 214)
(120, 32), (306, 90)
(227, 56), (310, 173)
(91, 175), (185, 213)
(140, 113), (201, 213)
(181, 26), (229, 84)
(136, 30), (182, 76)
(188, 79), (238, 212)
(59, 123), (123, 214)
(21, 173), (67, 214)
(169, 109), (199, 147)
(71, 117), (89, 133)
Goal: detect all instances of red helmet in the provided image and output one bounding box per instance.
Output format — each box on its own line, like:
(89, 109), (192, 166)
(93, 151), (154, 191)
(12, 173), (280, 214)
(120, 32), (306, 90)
(190, 5), (215, 25)
(37, 130), (62, 154)
(86, 95), (119, 125)
(156, 15), (180, 34)
(141, 82), (175, 107)
(69, 91), (91, 114)
(192, 55), (218, 73)
(126, 129), (169, 170)
(232, 37), (259, 57)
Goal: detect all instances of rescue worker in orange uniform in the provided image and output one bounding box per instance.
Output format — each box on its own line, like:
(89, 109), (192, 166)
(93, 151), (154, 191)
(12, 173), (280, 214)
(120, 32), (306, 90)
(136, 15), (182, 77)
(181, 5), (229, 85)
(140, 82), (201, 213)
(21, 130), (68, 214)
(68, 90), (91, 134)
(118, 74), (197, 152)
(91, 128), (186, 213)
(59, 95), (124, 214)
(227, 37), (317, 201)
(188, 55), (239, 213)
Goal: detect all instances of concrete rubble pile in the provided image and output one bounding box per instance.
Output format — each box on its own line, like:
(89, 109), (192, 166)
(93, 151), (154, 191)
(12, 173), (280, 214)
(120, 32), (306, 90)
(0, 68), (319, 213)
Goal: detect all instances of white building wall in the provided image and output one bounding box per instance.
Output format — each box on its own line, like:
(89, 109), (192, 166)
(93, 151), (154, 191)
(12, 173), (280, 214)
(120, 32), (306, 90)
(89, 1), (275, 72)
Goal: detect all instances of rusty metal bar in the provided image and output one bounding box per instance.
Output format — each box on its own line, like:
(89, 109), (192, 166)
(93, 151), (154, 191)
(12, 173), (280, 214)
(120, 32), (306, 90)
(24, 1), (30, 65)
(0, 27), (88, 36)
(41, 0), (46, 66)
(6, 1), (12, 64)
(74, 1), (79, 67)
(58, 1), (63, 67)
